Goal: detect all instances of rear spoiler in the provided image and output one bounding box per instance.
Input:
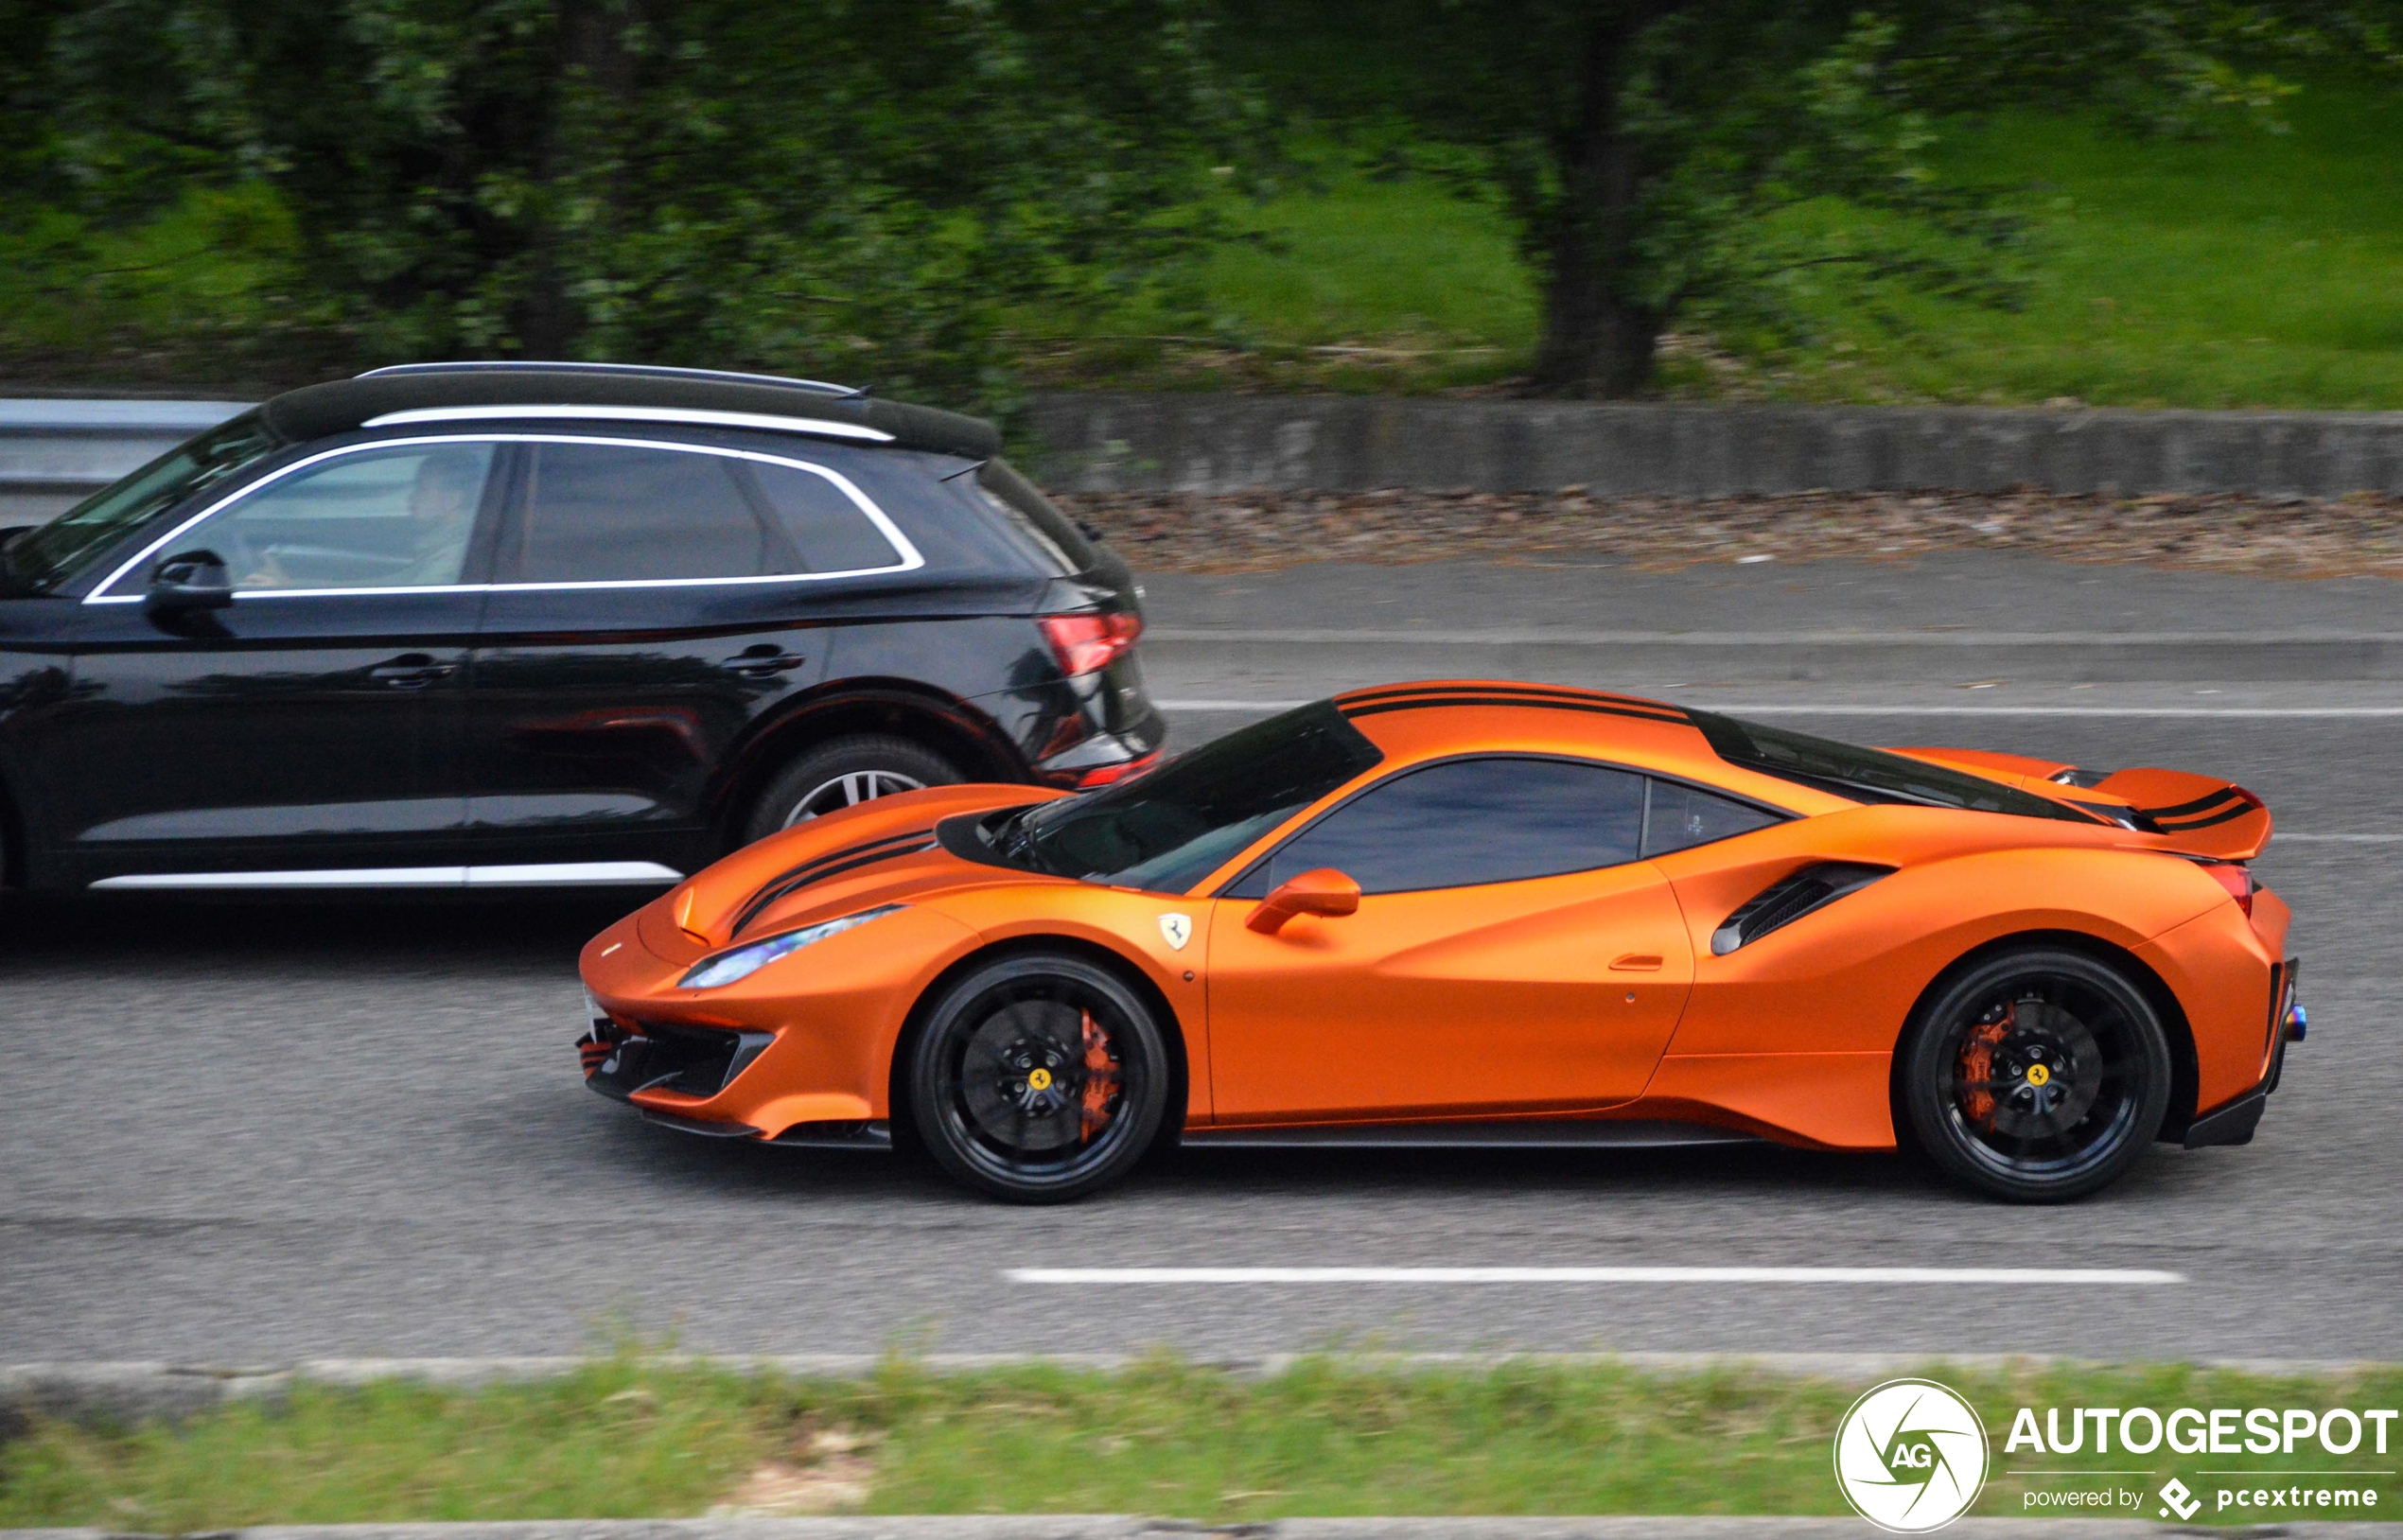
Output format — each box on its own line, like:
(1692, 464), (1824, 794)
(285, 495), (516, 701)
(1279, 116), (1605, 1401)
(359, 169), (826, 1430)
(1887, 747), (2271, 860)
(2091, 768), (2272, 861)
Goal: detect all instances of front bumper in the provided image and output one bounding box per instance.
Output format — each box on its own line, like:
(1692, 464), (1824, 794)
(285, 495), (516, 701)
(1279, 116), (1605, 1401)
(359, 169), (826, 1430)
(2184, 956), (2304, 1149)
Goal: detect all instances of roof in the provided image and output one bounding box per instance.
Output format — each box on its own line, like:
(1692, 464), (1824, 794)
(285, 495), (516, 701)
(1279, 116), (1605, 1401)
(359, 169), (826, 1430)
(256, 362), (1002, 460)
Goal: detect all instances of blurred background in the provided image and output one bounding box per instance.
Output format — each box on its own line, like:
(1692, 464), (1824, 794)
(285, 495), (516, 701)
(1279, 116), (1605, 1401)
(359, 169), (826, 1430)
(2, 0), (2398, 416)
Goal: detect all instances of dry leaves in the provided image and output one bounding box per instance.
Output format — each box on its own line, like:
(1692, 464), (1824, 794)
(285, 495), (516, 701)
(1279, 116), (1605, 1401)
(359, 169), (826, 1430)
(1054, 487), (2403, 579)
(710, 1426), (881, 1516)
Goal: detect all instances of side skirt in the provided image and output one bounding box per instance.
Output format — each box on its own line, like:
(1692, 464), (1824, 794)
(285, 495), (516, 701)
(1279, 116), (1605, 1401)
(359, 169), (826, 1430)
(1179, 1119), (1760, 1150)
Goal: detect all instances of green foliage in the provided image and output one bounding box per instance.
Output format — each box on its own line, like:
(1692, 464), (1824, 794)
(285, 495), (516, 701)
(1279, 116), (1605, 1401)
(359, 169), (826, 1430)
(1216, 0), (2403, 394)
(10, 0), (1261, 411)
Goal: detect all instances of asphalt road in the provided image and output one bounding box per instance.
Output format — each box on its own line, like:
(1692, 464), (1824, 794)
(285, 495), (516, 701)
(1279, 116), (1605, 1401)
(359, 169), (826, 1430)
(4, 556), (2398, 1368)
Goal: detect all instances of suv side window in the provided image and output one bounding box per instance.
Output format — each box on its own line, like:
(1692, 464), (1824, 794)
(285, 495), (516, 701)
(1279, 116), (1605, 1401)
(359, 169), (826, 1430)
(515, 443), (778, 583)
(1642, 779), (1780, 856)
(744, 460), (904, 573)
(188, 441), (498, 592)
(1237, 755), (1648, 896)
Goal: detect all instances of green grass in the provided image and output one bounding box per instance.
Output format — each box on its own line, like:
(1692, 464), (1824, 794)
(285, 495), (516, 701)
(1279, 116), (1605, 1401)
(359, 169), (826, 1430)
(5, 1356), (2398, 1530)
(1032, 80), (2403, 405)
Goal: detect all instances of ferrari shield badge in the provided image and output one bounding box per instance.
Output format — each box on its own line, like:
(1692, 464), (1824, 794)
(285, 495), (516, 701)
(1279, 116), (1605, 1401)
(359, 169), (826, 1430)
(1158, 912), (1193, 952)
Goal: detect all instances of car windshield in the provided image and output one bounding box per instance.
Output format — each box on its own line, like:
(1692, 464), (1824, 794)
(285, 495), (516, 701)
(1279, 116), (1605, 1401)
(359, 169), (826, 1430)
(991, 700), (1384, 892)
(1690, 709), (2097, 823)
(1, 412), (286, 595)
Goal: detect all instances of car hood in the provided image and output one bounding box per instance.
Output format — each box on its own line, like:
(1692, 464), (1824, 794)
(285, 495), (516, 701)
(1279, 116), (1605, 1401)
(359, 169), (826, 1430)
(644, 782), (1069, 961)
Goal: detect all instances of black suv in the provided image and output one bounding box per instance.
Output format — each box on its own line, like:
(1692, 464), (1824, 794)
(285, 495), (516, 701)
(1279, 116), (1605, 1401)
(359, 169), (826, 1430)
(0, 362), (1164, 893)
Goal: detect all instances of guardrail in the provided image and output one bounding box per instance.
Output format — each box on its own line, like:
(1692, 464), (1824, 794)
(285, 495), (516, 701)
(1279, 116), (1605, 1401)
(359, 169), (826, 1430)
(0, 399), (249, 522)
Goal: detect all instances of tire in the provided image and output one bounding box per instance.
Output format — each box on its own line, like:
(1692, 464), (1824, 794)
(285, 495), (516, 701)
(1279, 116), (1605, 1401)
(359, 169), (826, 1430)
(908, 951), (1170, 1202)
(740, 734), (962, 846)
(1899, 947), (2172, 1203)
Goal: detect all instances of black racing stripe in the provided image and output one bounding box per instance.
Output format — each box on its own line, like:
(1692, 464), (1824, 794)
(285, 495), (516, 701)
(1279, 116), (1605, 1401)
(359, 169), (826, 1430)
(1341, 695), (1693, 726)
(730, 830), (935, 937)
(2139, 787), (2247, 821)
(1340, 682), (1686, 717)
(2153, 802), (2259, 833)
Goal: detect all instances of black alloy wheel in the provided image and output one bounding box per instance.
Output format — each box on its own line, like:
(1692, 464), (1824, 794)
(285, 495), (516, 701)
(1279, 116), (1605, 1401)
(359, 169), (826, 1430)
(1900, 948), (2172, 1202)
(742, 734), (962, 845)
(909, 952), (1170, 1202)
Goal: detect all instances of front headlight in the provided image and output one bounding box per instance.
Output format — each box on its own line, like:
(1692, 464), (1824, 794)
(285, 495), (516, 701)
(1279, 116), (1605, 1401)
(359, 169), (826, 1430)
(678, 904), (904, 989)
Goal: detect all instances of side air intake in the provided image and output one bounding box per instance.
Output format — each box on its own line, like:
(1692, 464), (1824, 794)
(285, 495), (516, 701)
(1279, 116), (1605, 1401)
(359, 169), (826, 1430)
(1712, 862), (1893, 955)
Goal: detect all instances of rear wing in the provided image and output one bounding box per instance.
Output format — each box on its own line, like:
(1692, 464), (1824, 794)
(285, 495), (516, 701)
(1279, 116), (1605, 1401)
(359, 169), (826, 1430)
(2090, 768), (2272, 861)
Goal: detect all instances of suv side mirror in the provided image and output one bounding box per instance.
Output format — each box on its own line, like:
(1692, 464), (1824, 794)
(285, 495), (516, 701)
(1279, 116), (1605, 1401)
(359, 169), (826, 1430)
(146, 549), (235, 614)
(1246, 866), (1362, 936)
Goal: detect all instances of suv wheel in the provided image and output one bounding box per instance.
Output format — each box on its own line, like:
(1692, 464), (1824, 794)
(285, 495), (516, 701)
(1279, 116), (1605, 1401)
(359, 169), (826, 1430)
(1898, 947), (2172, 1203)
(742, 734), (962, 845)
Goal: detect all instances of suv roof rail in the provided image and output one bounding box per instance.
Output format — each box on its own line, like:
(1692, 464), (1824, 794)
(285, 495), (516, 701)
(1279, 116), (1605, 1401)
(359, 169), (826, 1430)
(356, 360), (861, 397)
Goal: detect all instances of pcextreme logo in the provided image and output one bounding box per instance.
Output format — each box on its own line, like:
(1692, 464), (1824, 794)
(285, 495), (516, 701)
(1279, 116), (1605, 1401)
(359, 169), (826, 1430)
(1833, 1378), (1991, 1532)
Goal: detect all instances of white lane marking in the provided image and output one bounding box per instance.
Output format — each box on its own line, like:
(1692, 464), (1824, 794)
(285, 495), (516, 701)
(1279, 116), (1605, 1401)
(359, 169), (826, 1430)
(1156, 698), (2403, 718)
(2273, 833), (2403, 842)
(1008, 1266), (2183, 1286)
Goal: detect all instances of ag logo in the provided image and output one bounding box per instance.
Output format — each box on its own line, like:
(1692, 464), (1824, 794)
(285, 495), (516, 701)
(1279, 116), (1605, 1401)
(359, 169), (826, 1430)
(1833, 1378), (1990, 1532)
(1157, 912), (1192, 952)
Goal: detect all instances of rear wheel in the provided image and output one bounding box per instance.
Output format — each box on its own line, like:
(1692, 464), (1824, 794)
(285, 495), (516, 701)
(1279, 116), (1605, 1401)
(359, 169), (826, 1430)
(741, 734), (961, 845)
(908, 952), (1169, 1202)
(1900, 948), (2171, 1202)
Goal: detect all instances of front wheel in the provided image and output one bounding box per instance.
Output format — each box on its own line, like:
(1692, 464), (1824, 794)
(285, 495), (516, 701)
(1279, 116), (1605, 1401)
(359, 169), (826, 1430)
(1899, 948), (2171, 1203)
(908, 952), (1170, 1202)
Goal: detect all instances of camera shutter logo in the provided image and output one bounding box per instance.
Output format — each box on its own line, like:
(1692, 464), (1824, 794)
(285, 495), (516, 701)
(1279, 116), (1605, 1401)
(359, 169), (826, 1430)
(1833, 1378), (1991, 1532)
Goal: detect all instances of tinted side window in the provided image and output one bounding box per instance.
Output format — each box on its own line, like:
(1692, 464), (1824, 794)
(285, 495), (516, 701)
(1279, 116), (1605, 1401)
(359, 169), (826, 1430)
(743, 461), (902, 573)
(517, 444), (777, 582)
(201, 441), (497, 591)
(1246, 757), (1647, 896)
(1642, 779), (1780, 856)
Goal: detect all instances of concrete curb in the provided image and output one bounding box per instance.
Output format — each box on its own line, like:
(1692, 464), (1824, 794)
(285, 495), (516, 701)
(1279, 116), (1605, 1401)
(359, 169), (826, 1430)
(6, 1522), (2402, 1540)
(8, 1353), (2394, 1426)
(1029, 394), (2403, 496)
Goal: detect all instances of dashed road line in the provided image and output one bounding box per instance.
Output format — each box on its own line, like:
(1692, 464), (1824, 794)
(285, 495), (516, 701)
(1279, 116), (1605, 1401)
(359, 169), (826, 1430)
(1008, 1266), (2184, 1286)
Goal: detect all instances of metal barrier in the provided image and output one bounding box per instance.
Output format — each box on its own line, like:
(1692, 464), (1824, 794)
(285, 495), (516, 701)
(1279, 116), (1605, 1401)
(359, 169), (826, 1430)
(0, 399), (251, 523)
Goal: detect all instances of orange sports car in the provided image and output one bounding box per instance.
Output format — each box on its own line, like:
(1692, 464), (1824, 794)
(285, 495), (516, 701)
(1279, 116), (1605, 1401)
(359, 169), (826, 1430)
(578, 680), (2301, 1203)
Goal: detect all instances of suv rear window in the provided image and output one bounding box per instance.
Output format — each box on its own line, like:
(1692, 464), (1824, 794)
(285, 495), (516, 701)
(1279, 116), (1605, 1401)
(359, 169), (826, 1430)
(974, 459), (1096, 574)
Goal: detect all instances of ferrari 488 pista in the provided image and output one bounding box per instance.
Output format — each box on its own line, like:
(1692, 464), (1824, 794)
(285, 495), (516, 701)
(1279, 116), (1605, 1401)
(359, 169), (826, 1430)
(580, 681), (2301, 1203)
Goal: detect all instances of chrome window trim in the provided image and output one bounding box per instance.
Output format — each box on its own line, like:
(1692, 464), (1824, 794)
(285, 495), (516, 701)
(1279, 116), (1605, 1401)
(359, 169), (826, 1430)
(84, 432), (923, 604)
(360, 404), (892, 441)
(91, 860), (683, 890)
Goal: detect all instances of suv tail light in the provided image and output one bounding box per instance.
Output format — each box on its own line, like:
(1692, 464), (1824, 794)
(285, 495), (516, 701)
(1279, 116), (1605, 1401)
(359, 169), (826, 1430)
(2202, 861), (2255, 917)
(1039, 611), (1142, 676)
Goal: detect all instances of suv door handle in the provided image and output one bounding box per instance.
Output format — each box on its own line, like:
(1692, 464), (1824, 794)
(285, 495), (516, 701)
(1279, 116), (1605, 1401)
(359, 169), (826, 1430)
(720, 647), (806, 678)
(369, 655), (459, 690)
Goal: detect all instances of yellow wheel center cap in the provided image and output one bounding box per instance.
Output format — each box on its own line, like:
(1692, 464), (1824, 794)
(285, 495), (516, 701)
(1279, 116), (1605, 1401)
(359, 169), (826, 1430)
(2025, 1062), (2051, 1088)
(1026, 1068), (1053, 1091)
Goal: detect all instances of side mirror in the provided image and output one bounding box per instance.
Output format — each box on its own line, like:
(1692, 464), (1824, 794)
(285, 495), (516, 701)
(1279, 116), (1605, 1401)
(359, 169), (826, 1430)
(1246, 866), (1361, 936)
(146, 549), (235, 614)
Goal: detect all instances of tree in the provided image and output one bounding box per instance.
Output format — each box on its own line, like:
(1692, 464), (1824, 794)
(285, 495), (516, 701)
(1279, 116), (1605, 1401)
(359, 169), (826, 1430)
(32, 0), (1257, 409)
(1219, 1), (2395, 396)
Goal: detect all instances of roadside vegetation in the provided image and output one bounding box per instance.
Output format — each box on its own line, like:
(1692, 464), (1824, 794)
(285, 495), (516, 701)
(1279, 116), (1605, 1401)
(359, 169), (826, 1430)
(5, 1356), (2398, 1529)
(5, 4), (2395, 411)
(1035, 79), (2403, 408)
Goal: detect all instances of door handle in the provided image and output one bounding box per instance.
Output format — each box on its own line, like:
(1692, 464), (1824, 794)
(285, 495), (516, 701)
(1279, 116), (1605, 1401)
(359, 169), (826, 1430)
(369, 655), (459, 690)
(1608, 953), (1665, 971)
(720, 648), (806, 678)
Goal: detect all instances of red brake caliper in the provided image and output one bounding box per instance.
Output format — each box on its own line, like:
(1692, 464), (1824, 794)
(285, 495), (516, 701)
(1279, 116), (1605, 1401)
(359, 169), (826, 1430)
(1958, 1004), (2012, 1128)
(1080, 1009), (1121, 1141)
